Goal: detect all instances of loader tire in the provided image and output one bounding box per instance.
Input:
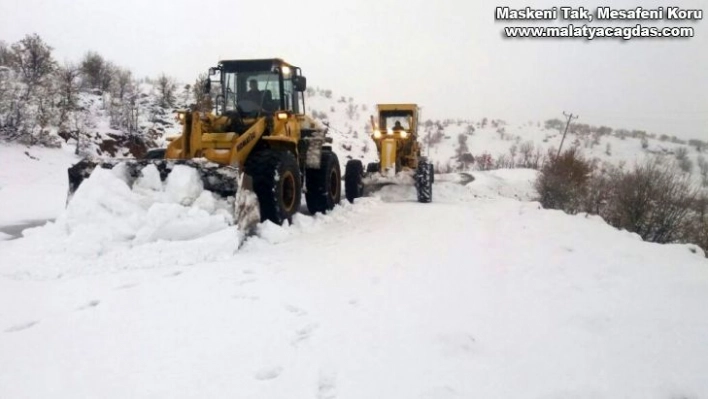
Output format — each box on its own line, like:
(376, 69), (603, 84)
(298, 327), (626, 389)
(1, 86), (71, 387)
(366, 162), (380, 174)
(344, 160), (364, 203)
(415, 161), (433, 203)
(305, 151), (341, 214)
(245, 149), (301, 225)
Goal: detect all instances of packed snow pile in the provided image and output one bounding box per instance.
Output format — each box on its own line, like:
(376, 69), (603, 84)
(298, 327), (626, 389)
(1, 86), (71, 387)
(0, 162), (383, 279)
(0, 164), (241, 278)
(65, 164), (236, 248)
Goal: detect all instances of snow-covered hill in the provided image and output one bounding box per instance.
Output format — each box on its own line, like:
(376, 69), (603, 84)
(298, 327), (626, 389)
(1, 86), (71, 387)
(303, 87), (707, 188)
(2, 82), (708, 398)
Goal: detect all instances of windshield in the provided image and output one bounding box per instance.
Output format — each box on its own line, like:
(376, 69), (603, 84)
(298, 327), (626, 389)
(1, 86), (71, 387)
(222, 70), (280, 115)
(380, 112), (413, 130)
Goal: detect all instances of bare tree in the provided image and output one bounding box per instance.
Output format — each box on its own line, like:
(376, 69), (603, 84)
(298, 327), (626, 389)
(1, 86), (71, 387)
(697, 155), (708, 187)
(192, 73), (213, 111)
(80, 51), (105, 90)
(57, 62), (82, 129)
(675, 146), (693, 174)
(8, 33), (56, 97)
(113, 67), (132, 102)
(157, 73), (176, 108)
(0, 41), (10, 66)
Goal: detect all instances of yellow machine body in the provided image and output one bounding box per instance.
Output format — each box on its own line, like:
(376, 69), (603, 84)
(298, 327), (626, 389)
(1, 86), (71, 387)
(166, 110), (317, 169)
(370, 103), (422, 174)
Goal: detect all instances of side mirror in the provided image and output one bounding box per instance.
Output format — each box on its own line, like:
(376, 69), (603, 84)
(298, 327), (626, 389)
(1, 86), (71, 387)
(208, 67), (217, 76)
(293, 75), (307, 92)
(204, 79), (211, 94)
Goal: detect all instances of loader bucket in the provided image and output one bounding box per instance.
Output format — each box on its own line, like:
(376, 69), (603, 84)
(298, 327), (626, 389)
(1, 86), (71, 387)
(67, 158), (241, 203)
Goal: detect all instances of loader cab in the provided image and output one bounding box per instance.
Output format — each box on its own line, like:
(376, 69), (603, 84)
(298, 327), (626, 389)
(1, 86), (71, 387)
(208, 58), (307, 118)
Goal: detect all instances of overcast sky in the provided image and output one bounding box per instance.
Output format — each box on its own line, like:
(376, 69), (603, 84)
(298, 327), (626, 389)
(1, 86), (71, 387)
(2, 0), (706, 139)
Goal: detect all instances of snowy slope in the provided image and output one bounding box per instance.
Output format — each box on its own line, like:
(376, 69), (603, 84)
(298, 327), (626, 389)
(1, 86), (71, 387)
(303, 88), (707, 188)
(1, 164), (708, 398)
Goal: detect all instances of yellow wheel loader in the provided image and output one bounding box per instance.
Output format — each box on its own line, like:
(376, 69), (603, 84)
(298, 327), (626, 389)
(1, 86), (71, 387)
(343, 104), (433, 203)
(67, 58), (342, 232)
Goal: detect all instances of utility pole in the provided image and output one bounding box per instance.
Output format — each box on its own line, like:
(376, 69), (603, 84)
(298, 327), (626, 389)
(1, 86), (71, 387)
(557, 111), (578, 157)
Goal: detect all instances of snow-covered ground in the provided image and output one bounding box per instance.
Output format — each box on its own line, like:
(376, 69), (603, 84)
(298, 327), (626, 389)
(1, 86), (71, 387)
(1, 144), (707, 398)
(0, 144), (78, 226)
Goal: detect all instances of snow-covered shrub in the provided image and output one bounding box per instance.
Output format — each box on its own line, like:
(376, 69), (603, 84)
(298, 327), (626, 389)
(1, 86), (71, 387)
(535, 147), (594, 214)
(475, 152), (494, 171)
(600, 158), (698, 244)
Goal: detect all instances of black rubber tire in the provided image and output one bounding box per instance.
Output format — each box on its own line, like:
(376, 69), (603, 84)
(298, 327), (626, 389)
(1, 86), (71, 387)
(415, 161), (433, 203)
(366, 162), (380, 174)
(344, 160), (364, 203)
(145, 148), (166, 159)
(245, 150), (301, 225)
(305, 151), (342, 214)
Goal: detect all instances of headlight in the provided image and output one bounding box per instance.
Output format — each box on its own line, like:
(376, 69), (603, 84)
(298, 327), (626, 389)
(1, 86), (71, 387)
(400, 130), (408, 138)
(175, 112), (185, 122)
(373, 130), (381, 139)
(387, 128), (393, 135)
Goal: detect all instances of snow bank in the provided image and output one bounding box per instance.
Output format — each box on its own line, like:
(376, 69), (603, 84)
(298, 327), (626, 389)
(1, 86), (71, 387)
(0, 164), (241, 278)
(0, 164), (382, 279)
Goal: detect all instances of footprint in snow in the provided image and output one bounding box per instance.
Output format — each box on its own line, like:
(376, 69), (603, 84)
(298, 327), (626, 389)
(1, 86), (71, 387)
(317, 369), (337, 399)
(437, 332), (478, 357)
(292, 323), (318, 345)
(5, 320), (39, 333)
(284, 304), (307, 316)
(165, 271), (183, 278)
(77, 300), (100, 310)
(114, 283), (138, 290)
(236, 278), (257, 286)
(254, 365), (283, 380)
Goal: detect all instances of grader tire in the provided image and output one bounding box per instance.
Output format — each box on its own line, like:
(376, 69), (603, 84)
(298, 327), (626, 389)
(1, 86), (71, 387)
(415, 161), (433, 203)
(344, 160), (364, 203)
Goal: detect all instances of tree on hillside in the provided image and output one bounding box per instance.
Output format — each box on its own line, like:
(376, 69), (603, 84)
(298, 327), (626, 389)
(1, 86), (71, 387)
(8, 33), (57, 97)
(113, 67), (132, 101)
(544, 118), (564, 133)
(56, 62), (82, 129)
(80, 51), (105, 91)
(0, 41), (11, 66)
(157, 73), (176, 108)
(192, 73), (213, 112)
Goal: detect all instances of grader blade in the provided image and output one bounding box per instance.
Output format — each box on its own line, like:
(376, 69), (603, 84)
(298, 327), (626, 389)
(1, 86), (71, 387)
(360, 171), (416, 196)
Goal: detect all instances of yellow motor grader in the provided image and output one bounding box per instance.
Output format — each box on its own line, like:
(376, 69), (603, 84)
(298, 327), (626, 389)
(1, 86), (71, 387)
(344, 104), (433, 203)
(67, 58), (342, 231)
